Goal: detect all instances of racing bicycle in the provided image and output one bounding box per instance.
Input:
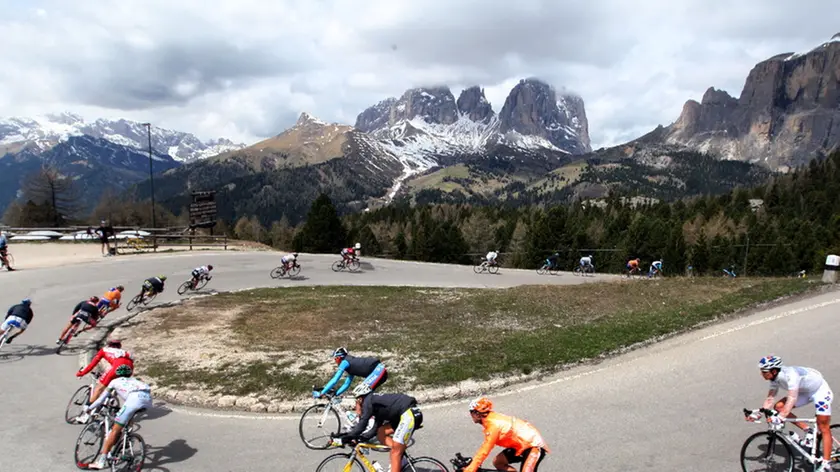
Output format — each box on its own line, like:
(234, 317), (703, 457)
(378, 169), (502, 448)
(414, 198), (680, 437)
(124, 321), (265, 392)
(536, 260), (559, 276)
(126, 289), (158, 312)
(74, 395), (146, 471)
(177, 274), (211, 295)
(573, 264), (595, 276)
(624, 266), (643, 279)
(740, 407), (840, 471)
(0, 319), (24, 351)
(316, 435), (448, 472)
(65, 370), (121, 424)
(300, 387), (368, 450)
(474, 260), (499, 275)
(332, 258), (361, 273)
(270, 261), (301, 279)
(55, 315), (93, 354)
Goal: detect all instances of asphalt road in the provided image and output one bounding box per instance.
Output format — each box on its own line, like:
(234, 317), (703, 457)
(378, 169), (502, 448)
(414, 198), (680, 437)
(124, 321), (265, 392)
(0, 250), (836, 471)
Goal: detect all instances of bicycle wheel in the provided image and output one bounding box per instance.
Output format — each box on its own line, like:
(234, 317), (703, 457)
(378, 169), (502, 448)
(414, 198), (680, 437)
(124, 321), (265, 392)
(549, 266), (559, 276)
(299, 403), (342, 450)
(270, 266), (284, 279)
(195, 277), (209, 290)
(126, 294), (142, 312)
(4, 253), (13, 270)
(488, 264), (499, 275)
(143, 292), (157, 306)
(403, 456), (450, 472)
(65, 385), (91, 424)
(0, 330), (9, 351)
(289, 265), (301, 277)
(740, 431), (793, 472)
(473, 264), (484, 274)
(112, 432), (146, 472)
(536, 265), (547, 275)
(177, 281), (191, 295)
(573, 267), (582, 276)
(331, 261), (344, 272)
(75, 419), (105, 467)
(315, 453), (365, 472)
(56, 324), (78, 354)
(349, 260), (361, 272)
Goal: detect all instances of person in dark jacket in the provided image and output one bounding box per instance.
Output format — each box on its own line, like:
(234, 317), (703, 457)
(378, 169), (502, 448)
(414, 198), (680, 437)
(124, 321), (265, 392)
(2, 298), (34, 343)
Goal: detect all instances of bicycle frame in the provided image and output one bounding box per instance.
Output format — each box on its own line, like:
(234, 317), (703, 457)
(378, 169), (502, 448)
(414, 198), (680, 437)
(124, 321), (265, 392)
(319, 393), (355, 430)
(744, 408), (840, 468)
(345, 442), (423, 471)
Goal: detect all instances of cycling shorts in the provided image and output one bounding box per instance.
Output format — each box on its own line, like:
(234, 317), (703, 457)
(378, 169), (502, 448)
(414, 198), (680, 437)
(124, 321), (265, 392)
(362, 363), (388, 390)
(393, 407), (422, 445)
(502, 447), (547, 472)
(71, 311), (94, 325)
(191, 269), (202, 278)
(1, 316), (28, 331)
(115, 390), (153, 426)
(100, 358), (134, 387)
(795, 381), (834, 416)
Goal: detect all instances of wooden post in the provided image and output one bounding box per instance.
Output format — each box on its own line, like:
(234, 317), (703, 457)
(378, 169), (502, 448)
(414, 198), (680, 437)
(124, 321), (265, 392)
(224, 234), (227, 250)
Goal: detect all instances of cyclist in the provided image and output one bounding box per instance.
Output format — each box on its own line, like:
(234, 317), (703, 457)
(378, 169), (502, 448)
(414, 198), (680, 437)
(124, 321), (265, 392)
(190, 265), (213, 289)
(463, 397), (550, 472)
(546, 252), (560, 270)
(334, 386), (421, 472)
(315, 347), (388, 399)
(484, 250), (499, 267)
(648, 260), (663, 277)
(81, 364), (152, 470)
(280, 253), (297, 272)
(579, 254), (594, 271)
(341, 243), (361, 265)
(74, 339), (134, 421)
(142, 275), (167, 298)
(56, 296), (102, 344)
(2, 298), (33, 344)
(626, 258), (641, 275)
(0, 231), (11, 270)
(96, 286), (124, 316)
(750, 356), (834, 469)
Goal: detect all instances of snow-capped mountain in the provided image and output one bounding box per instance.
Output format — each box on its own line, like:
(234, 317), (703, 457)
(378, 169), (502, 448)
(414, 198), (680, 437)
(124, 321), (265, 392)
(0, 112), (245, 162)
(355, 79), (591, 167)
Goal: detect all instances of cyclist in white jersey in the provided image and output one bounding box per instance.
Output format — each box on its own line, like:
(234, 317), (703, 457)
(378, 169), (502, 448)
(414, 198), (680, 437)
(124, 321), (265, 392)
(752, 356), (834, 469)
(82, 364), (153, 470)
(189, 264), (213, 289)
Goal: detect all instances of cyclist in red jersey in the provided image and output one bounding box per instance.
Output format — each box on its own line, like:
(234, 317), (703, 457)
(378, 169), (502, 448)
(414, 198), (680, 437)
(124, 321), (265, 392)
(73, 339), (134, 423)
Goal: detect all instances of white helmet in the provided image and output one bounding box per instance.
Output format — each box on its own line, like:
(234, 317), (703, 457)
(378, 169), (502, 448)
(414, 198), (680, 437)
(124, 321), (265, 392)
(758, 355), (783, 371)
(353, 383), (372, 397)
(354, 243), (361, 250)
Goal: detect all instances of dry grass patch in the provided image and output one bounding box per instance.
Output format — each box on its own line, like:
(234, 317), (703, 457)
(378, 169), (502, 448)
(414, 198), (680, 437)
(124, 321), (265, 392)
(120, 278), (818, 398)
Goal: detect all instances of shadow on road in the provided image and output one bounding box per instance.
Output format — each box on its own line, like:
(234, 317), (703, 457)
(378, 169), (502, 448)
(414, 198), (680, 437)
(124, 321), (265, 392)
(1, 344), (67, 362)
(144, 438), (198, 472)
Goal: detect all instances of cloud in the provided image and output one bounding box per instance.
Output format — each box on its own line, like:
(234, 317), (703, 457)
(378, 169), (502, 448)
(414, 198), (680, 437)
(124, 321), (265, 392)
(0, 0), (837, 148)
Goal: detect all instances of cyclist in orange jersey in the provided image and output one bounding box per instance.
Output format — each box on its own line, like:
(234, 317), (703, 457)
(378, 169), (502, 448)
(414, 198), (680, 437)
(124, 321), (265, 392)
(463, 397), (549, 472)
(96, 285), (124, 316)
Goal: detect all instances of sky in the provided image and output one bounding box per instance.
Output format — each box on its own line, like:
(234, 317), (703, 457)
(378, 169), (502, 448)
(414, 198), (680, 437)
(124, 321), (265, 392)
(0, 0), (837, 149)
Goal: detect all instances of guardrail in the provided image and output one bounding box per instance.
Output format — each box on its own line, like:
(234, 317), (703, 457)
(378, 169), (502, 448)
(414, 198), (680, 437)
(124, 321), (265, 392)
(0, 226), (228, 253)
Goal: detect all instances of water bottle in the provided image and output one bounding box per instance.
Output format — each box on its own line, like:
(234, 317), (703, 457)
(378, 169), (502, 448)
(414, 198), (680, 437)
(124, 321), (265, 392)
(371, 461), (385, 472)
(789, 431), (801, 442)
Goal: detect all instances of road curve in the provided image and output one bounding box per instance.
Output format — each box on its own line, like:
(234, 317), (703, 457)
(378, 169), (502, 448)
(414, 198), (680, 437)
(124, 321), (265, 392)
(0, 250), (835, 471)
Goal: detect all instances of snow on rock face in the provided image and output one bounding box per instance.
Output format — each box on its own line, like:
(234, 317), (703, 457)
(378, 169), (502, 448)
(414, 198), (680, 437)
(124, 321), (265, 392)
(0, 113), (245, 162)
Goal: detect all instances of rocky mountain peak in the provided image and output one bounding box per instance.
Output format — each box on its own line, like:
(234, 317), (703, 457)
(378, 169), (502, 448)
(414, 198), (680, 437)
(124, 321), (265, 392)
(354, 98), (397, 133)
(295, 112), (327, 128)
(456, 86), (495, 123)
(498, 78), (591, 154)
(397, 86), (458, 125)
(701, 87), (737, 106)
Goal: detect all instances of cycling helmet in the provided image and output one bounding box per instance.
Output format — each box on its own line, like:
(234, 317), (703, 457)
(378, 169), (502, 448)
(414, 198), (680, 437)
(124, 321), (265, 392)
(353, 384), (372, 398)
(354, 243), (361, 249)
(207, 265), (213, 271)
(89, 296), (100, 304)
(114, 364), (133, 377)
(21, 298), (31, 306)
(469, 397), (493, 414)
(759, 355), (783, 371)
(293, 253), (298, 258)
(116, 285), (124, 292)
(158, 275), (167, 281)
(107, 339), (122, 348)
(332, 347), (348, 359)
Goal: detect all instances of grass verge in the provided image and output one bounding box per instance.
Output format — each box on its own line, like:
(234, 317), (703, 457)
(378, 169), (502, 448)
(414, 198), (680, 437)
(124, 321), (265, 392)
(141, 277), (820, 397)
